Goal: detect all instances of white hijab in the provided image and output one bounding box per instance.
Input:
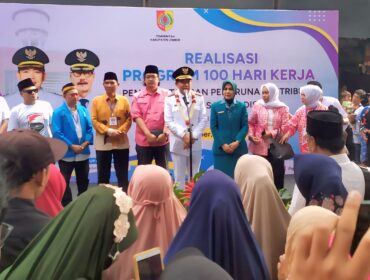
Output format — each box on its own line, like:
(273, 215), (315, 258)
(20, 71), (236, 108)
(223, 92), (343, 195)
(256, 83), (288, 108)
(300, 84), (323, 108)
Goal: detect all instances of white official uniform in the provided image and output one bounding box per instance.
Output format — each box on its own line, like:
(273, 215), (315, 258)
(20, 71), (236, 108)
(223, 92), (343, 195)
(165, 89), (207, 188)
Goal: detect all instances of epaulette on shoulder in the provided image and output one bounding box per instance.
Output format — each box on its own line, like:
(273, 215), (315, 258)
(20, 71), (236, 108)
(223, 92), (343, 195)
(167, 92), (175, 97)
(195, 92), (202, 96)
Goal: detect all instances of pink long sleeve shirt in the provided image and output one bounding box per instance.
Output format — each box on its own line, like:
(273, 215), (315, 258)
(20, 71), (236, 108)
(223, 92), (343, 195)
(248, 104), (290, 156)
(131, 87), (170, 147)
(284, 103), (327, 153)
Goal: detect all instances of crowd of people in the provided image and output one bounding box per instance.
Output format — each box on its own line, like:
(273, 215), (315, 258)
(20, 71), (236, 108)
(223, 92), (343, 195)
(0, 45), (369, 279)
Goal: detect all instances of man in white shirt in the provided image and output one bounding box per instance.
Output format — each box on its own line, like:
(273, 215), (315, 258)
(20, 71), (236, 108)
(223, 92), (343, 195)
(289, 110), (365, 215)
(164, 67), (207, 188)
(0, 97), (10, 134)
(8, 79), (53, 138)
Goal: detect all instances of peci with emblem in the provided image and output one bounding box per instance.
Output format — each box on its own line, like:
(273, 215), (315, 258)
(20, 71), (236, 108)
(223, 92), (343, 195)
(65, 49), (100, 106)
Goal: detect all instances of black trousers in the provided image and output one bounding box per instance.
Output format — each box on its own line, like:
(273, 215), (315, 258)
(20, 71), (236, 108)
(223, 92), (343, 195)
(135, 144), (167, 169)
(96, 149), (129, 191)
(59, 159), (89, 206)
(346, 126), (355, 161)
(354, 143), (361, 164)
(264, 149), (285, 190)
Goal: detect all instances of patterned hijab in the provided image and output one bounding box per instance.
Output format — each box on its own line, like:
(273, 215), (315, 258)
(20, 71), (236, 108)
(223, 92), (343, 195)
(164, 170), (270, 280)
(294, 153), (348, 214)
(0, 185), (137, 280)
(234, 155), (290, 280)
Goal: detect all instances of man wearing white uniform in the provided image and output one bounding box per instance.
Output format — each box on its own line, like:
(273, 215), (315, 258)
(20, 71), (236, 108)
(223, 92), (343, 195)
(0, 96), (10, 133)
(165, 67), (207, 188)
(289, 110), (365, 215)
(8, 79), (53, 138)
(5, 46), (63, 109)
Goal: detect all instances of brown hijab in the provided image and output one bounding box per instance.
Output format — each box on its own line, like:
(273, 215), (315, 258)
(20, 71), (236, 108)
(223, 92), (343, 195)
(234, 155), (291, 280)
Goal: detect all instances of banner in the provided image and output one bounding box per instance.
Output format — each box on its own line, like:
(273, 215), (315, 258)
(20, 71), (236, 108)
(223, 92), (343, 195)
(0, 4), (338, 180)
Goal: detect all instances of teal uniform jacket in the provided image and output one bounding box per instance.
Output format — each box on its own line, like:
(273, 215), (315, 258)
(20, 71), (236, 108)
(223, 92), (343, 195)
(210, 99), (248, 156)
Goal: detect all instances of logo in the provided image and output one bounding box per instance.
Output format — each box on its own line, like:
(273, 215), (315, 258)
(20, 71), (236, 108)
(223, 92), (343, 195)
(157, 10), (174, 32)
(182, 67), (189, 75)
(25, 48), (36, 60)
(27, 113), (45, 133)
(76, 51), (87, 62)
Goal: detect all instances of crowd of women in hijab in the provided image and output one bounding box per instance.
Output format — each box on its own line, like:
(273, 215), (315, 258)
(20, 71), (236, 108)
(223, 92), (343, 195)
(0, 77), (369, 280)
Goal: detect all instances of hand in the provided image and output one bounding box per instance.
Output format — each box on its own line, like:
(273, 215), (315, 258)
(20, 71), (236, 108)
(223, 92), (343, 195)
(279, 133), (290, 144)
(248, 135), (260, 144)
(146, 133), (157, 144)
(70, 144), (83, 154)
(157, 133), (167, 144)
(182, 133), (191, 146)
(222, 144), (233, 154)
(348, 114), (356, 124)
(262, 131), (272, 139)
(288, 191), (370, 280)
(229, 141), (240, 152)
(107, 128), (121, 137)
(277, 254), (287, 280)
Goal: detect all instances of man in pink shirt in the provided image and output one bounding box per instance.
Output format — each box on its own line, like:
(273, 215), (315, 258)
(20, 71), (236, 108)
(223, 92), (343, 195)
(131, 65), (170, 168)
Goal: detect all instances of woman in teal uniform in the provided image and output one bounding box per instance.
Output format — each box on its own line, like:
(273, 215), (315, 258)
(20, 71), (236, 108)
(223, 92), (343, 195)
(210, 80), (248, 178)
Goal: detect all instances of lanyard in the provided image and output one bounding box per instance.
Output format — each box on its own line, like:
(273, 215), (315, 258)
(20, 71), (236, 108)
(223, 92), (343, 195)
(72, 110), (79, 125)
(107, 98), (117, 116)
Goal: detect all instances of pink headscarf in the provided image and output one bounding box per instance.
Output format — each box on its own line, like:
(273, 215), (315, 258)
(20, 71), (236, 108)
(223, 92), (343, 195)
(102, 165), (187, 280)
(35, 164), (65, 217)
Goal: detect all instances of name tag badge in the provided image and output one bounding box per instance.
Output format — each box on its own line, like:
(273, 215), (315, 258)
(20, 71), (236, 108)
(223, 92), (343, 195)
(109, 117), (118, 126)
(217, 111), (225, 114)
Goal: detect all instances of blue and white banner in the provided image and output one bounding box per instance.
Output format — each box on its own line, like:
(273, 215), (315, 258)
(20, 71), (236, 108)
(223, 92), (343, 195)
(0, 4), (338, 180)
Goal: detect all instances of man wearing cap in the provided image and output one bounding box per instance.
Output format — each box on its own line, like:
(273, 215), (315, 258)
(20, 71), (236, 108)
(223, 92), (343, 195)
(288, 110), (365, 215)
(7, 46), (62, 108)
(91, 72), (132, 191)
(65, 49), (100, 108)
(0, 129), (67, 270)
(164, 66), (207, 188)
(8, 78), (53, 137)
(52, 83), (94, 206)
(131, 65), (171, 168)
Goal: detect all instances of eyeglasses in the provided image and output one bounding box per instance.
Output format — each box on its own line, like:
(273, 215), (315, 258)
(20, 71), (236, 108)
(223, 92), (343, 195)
(23, 89), (38, 95)
(71, 71), (94, 78)
(0, 223), (13, 248)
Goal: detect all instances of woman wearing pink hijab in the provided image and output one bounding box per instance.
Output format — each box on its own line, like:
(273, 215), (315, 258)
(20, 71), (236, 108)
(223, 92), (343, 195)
(102, 165), (187, 280)
(281, 84), (327, 153)
(35, 164), (66, 217)
(248, 83), (290, 189)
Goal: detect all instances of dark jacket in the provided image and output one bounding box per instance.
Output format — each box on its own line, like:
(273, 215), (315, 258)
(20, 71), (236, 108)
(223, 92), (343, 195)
(0, 198), (50, 271)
